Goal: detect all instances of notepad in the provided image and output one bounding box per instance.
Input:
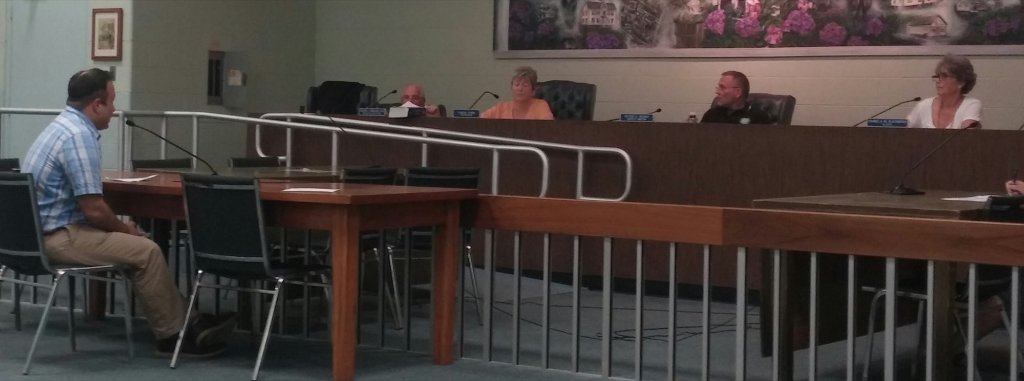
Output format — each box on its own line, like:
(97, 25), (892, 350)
(282, 188), (340, 193)
(106, 174), (158, 182)
(941, 195), (995, 202)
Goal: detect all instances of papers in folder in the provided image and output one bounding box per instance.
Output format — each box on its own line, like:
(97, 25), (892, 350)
(941, 195), (995, 202)
(282, 187), (340, 193)
(106, 174), (158, 182)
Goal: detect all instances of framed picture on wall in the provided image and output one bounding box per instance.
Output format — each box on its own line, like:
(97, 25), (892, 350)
(91, 8), (122, 61)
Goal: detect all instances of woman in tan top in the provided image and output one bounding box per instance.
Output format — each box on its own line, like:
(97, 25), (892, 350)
(481, 66), (554, 120)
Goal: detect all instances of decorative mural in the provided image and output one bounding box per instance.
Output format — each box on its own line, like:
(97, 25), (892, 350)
(497, 0), (1024, 56)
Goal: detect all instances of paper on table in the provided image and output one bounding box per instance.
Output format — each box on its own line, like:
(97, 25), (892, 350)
(282, 187), (340, 193)
(107, 174), (158, 182)
(941, 195), (995, 202)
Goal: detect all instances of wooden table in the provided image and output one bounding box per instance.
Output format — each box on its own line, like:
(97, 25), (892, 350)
(102, 171), (477, 381)
(135, 165), (343, 181)
(753, 190), (993, 381)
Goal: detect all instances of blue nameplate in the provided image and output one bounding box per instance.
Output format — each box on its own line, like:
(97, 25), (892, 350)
(867, 118), (908, 127)
(452, 109), (481, 118)
(619, 113), (654, 122)
(357, 108), (387, 117)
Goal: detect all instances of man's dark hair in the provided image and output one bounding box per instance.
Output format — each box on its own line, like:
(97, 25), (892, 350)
(722, 70), (750, 99)
(66, 68), (112, 110)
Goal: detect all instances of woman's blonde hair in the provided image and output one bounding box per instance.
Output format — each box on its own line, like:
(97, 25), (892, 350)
(512, 66), (538, 88)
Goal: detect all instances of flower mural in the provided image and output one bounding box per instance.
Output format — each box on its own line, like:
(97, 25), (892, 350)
(501, 0), (1024, 53)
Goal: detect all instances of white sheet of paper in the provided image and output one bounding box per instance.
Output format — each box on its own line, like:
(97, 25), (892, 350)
(282, 187), (340, 193)
(108, 174), (158, 182)
(941, 195), (995, 202)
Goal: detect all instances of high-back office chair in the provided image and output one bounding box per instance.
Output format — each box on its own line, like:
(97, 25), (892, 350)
(0, 172), (134, 375)
(746, 93), (797, 125)
(533, 80), (597, 121)
(305, 81), (378, 115)
(388, 167), (483, 327)
(0, 158), (20, 172)
(229, 156), (283, 168)
(173, 174), (330, 381)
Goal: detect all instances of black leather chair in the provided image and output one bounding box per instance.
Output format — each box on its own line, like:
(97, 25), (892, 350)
(229, 156), (283, 168)
(173, 174), (329, 380)
(305, 81), (378, 115)
(533, 80), (597, 121)
(0, 172), (134, 375)
(0, 158), (20, 172)
(747, 93), (797, 125)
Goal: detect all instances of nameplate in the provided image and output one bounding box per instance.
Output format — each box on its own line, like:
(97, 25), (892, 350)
(867, 118), (909, 127)
(619, 113), (654, 122)
(357, 108), (387, 117)
(452, 109), (481, 118)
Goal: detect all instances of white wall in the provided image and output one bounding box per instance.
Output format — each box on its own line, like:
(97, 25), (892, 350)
(313, 0), (1024, 129)
(129, 0), (316, 166)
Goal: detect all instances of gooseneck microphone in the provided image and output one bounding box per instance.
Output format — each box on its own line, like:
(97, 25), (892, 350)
(376, 89), (397, 104)
(888, 123), (979, 195)
(852, 97), (922, 127)
(468, 91), (499, 109)
(125, 120), (219, 175)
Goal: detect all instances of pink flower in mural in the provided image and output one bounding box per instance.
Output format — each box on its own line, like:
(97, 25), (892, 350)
(864, 17), (885, 37)
(764, 25), (783, 45)
(783, 10), (815, 36)
(847, 35), (869, 46)
(735, 15), (762, 38)
(705, 9), (726, 35)
(796, 0), (813, 12)
(819, 22), (847, 46)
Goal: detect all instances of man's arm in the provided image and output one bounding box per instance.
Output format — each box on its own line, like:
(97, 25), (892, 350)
(77, 194), (143, 236)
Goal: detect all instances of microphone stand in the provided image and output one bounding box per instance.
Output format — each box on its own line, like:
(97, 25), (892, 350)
(126, 120), (219, 175)
(852, 97), (921, 127)
(468, 91), (499, 109)
(889, 125), (976, 195)
(376, 89), (397, 104)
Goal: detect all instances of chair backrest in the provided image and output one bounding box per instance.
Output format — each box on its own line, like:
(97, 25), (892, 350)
(747, 93), (797, 125)
(306, 81), (378, 115)
(405, 167), (480, 189)
(131, 158), (193, 170)
(229, 156), (282, 168)
(0, 172), (54, 276)
(0, 158), (20, 172)
(533, 80), (597, 121)
(181, 174), (271, 279)
(341, 167), (398, 185)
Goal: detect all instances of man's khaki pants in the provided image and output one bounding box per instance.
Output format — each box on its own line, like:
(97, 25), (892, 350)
(44, 224), (185, 340)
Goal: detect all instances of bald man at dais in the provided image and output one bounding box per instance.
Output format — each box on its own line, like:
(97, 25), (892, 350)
(399, 84), (442, 117)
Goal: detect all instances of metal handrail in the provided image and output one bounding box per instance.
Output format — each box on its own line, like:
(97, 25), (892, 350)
(259, 113), (633, 201)
(0, 108), (551, 196)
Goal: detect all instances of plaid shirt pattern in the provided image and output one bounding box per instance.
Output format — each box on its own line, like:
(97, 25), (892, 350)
(22, 106), (103, 233)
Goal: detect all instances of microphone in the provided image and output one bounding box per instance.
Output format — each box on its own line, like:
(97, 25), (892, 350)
(888, 123), (979, 195)
(605, 108), (662, 122)
(852, 97), (922, 127)
(125, 120), (219, 175)
(376, 89), (397, 104)
(468, 91), (499, 109)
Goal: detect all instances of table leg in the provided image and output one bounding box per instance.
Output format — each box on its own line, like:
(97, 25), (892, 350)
(330, 207), (360, 381)
(87, 280), (106, 320)
(932, 262), (954, 381)
(432, 201), (459, 365)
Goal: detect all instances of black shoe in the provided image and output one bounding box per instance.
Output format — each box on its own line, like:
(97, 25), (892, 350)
(190, 312), (237, 347)
(154, 334), (227, 359)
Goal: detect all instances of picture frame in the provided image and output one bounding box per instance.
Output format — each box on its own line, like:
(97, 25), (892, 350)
(91, 8), (123, 61)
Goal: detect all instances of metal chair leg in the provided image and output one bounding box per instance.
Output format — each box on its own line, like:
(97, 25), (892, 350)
(385, 246), (404, 329)
(121, 271), (135, 357)
(68, 277), (76, 352)
(464, 245), (483, 325)
(171, 270), (205, 369)
(911, 299), (926, 380)
(14, 276), (23, 331)
(862, 289), (885, 381)
(23, 272), (62, 375)
(253, 279), (284, 381)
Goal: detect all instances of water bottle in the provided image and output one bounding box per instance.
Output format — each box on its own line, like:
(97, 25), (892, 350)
(687, 112), (698, 123)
